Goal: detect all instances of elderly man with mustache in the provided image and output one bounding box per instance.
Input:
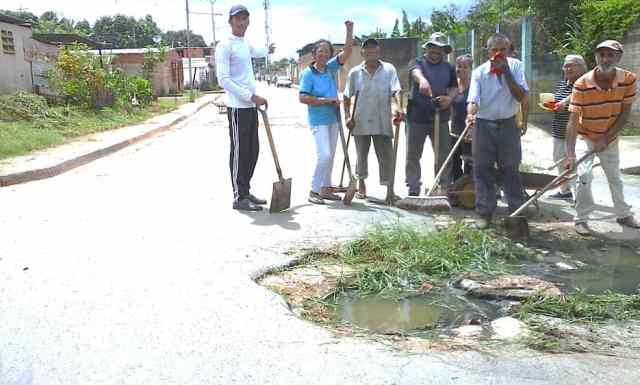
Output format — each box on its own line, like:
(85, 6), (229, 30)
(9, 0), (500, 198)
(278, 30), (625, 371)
(565, 40), (639, 235)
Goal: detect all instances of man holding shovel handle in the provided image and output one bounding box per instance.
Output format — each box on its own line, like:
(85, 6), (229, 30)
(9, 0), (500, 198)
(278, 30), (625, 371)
(564, 39), (639, 236)
(216, 4), (276, 211)
(343, 37), (403, 202)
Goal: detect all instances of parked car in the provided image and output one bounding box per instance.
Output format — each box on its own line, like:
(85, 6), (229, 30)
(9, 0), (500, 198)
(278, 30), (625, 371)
(276, 77), (292, 88)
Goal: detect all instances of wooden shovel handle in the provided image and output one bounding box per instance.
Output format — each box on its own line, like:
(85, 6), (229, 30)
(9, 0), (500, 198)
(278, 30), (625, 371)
(427, 123), (471, 197)
(258, 106), (285, 182)
(510, 150), (595, 217)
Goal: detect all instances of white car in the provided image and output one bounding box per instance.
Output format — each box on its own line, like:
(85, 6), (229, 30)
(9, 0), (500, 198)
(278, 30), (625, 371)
(276, 77), (292, 88)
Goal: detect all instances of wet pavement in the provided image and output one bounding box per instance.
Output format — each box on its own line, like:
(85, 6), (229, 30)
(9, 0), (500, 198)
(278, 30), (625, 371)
(1, 84), (639, 385)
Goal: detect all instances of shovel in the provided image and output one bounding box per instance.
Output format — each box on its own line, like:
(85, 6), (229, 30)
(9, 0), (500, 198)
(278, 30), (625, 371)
(258, 106), (292, 213)
(385, 107), (403, 205)
(503, 150), (595, 239)
(335, 106), (357, 205)
(337, 91), (359, 192)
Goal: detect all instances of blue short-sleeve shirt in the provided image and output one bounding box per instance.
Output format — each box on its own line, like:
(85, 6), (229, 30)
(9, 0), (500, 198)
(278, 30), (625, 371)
(299, 56), (342, 126)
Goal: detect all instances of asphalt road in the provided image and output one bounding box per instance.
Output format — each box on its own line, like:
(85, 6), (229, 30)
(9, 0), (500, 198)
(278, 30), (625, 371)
(1, 84), (638, 385)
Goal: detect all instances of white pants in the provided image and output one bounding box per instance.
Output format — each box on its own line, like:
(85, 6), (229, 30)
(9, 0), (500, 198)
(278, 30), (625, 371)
(575, 138), (632, 223)
(310, 123), (339, 193)
(553, 138), (572, 194)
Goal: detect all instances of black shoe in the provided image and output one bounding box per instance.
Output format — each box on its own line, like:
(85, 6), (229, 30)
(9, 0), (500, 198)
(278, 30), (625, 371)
(233, 198), (263, 211)
(408, 188), (420, 197)
(548, 191), (573, 200)
(247, 194), (267, 205)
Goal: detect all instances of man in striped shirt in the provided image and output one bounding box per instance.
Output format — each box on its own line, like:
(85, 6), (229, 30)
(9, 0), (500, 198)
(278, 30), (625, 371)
(548, 55), (587, 200)
(566, 40), (639, 235)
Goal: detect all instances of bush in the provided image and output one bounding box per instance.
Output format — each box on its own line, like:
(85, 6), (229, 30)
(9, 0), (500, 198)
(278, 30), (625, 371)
(0, 92), (51, 121)
(130, 77), (154, 105)
(49, 44), (155, 109)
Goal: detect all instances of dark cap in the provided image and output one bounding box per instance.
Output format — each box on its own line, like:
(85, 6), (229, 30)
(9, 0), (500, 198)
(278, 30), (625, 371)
(229, 4), (249, 17)
(361, 38), (379, 48)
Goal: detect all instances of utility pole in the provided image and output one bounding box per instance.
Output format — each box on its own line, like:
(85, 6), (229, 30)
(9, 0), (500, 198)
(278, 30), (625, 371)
(185, 0), (194, 102)
(264, 0), (271, 76)
(210, 0), (217, 48)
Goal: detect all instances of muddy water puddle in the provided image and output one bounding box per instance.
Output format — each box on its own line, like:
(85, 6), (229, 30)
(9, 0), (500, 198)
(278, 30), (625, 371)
(524, 242), (640, 294)
(330, 289), (501, 334)
(328, 244), (639, 333)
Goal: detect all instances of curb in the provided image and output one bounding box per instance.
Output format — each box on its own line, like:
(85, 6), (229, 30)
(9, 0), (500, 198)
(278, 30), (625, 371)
(0, 98), (216, 187)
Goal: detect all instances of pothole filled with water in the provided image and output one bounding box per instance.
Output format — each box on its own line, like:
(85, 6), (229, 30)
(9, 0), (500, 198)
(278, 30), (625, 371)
(258, 224), (640, 354)
(329, 288), (502, 334)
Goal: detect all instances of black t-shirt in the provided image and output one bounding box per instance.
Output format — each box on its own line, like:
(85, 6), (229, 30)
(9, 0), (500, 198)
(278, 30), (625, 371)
(406, 57), (457, 124)
(452, 87), (469, 135)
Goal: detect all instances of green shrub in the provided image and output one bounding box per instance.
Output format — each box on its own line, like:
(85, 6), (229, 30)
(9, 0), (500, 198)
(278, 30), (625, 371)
(0, 92), (51, 121)
(130, 77), (153, 105)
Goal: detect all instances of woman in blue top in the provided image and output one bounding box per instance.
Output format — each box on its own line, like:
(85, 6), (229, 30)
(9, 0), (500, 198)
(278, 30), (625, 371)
(299, 21), (354, 205)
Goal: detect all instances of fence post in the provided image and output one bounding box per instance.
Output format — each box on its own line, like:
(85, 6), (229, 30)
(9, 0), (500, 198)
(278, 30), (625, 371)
(470, 29), (476, 68)
(521, 16), (533, 84)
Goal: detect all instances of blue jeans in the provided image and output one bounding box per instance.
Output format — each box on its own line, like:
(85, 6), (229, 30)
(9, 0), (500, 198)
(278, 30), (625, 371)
(310, 123), (339, 193)
(472, 116), (523, 217)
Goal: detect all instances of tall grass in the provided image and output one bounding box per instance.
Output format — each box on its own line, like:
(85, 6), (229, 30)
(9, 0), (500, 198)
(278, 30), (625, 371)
(0, 100), (181, 160)
(515, 290), (640, 324)
(338, 222), (522, 296)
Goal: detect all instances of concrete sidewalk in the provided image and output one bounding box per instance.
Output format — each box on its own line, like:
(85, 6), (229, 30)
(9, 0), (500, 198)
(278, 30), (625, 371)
(0, 93), (220, 186)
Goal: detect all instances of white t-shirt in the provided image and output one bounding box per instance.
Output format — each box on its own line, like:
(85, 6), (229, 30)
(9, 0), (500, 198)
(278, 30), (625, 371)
(215, 35), (267, 108)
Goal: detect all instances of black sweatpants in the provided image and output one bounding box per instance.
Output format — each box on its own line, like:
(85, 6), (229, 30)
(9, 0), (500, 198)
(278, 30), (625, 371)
(227, 107), (259, 201)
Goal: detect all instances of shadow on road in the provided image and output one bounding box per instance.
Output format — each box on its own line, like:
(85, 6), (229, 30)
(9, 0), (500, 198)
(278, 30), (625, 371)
(239, 204), (308, 230)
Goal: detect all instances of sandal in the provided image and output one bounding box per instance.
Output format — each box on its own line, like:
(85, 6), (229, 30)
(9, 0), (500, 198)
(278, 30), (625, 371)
(319, 191), (341, 201)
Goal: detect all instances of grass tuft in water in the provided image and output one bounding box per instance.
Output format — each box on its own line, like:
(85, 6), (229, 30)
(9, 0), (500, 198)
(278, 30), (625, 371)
(514, 290), (640, 324)
(337, 222), (524, 296)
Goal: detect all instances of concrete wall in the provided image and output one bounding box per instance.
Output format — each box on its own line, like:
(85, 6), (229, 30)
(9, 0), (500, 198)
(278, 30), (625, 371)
(0, 22), (33, 94)
(620, 22), (640, 114)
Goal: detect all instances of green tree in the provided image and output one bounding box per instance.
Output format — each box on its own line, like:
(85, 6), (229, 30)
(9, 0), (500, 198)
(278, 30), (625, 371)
(0, 9), (38, 24)
(75, 20), (92, 36)
(162, 30), (207, 48)
(402, 10), (411, 37)
(391, 19), (401, 38)
(368, 28), (388, 39)
(93, 14), (162, 48)
(410, 17), (426, 39)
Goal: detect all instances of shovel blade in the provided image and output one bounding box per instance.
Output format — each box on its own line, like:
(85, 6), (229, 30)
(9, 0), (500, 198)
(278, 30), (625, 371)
(269, 178), (292, 213)
(343, 179), (356, 205)
(502, 216), (530, 240)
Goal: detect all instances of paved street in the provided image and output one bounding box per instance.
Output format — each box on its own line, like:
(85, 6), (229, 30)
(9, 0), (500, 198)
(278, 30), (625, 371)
(1, 84), (639, 385)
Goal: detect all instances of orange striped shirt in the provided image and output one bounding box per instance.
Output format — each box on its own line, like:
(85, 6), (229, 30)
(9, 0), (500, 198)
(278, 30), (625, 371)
(568, 67), (637, 140)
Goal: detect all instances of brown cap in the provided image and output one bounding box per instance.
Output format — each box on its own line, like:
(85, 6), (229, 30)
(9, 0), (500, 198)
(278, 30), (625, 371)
(595, 40), (623, 53)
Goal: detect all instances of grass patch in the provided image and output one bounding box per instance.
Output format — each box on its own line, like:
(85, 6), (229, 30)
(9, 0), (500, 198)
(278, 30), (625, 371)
(337, 222), (524, 297)
(0, 99), (183, 160)
(514, 290), (640, 324)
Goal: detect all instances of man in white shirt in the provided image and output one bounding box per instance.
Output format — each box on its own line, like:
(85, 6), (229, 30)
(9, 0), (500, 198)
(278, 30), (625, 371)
(215, 4), (274, 211)
(466, 33), (528, 228)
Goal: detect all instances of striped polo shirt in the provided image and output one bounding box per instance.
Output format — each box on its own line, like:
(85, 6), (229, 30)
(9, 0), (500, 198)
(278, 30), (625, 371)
(568, 67), (637, 140)
(551, 80), (573, 139)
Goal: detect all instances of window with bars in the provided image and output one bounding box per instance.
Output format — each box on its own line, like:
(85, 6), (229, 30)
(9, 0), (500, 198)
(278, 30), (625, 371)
(2, 30), (16, 54)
